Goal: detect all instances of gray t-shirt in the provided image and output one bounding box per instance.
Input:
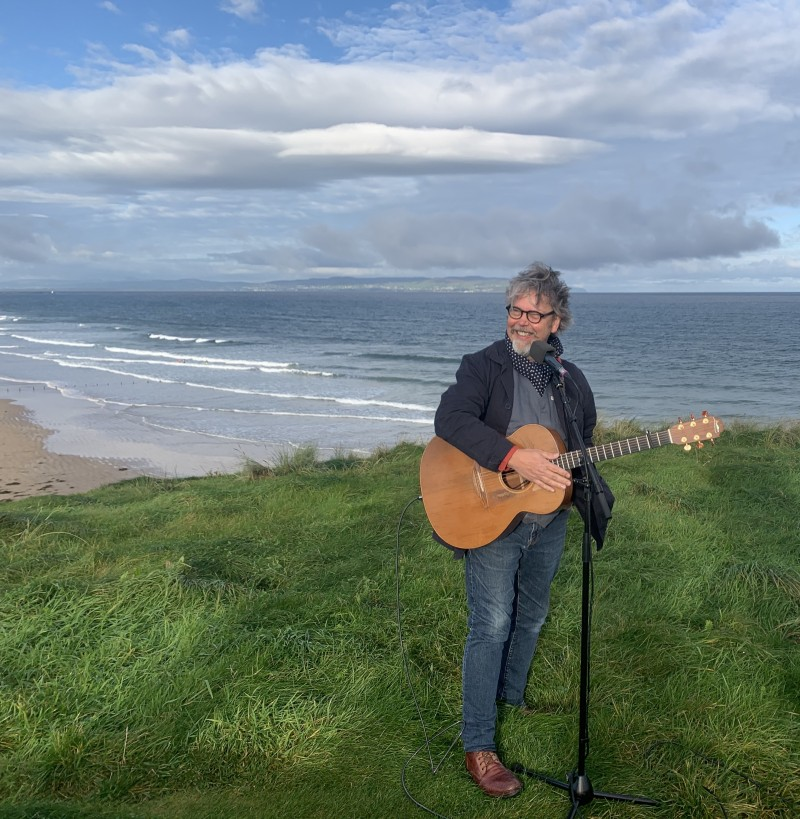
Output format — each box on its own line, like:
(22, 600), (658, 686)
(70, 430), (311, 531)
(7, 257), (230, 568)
(508, 371), (567, 528)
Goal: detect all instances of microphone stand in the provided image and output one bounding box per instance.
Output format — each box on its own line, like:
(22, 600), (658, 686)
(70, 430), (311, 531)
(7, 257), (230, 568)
(510, 375), (659, 817)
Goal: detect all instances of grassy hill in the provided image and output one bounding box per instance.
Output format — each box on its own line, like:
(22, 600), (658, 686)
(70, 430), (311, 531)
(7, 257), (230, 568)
(0, 422), (797, 818)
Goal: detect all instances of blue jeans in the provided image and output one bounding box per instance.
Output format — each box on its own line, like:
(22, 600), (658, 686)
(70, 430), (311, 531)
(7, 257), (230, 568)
(461, 510), (569, 752)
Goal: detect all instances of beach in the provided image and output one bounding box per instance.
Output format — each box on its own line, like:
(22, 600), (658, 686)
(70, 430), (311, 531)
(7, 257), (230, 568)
(0, 379), (299, 504)
(0, 398), (141, 501)
(0, 386), (298, 503)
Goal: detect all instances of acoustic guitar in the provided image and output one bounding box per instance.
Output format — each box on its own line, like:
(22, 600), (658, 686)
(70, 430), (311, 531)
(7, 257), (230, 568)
(419, 412), (724, 549)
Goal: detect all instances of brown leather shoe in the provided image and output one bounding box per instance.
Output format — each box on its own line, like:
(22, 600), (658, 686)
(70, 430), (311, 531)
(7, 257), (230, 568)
(465, 751), (523, 798)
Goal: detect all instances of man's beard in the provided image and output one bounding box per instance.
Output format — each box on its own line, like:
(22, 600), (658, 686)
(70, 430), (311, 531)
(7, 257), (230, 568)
(510, 336), (533, 357)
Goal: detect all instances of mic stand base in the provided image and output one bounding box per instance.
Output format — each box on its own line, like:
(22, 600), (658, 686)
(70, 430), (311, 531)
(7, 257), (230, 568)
(509, 764), (660, 818)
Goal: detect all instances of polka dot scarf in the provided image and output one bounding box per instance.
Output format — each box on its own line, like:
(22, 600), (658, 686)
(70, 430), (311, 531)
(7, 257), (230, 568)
(505, 333), (565, 395)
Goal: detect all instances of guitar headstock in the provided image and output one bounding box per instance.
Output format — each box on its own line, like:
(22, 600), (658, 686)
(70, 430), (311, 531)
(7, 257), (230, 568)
(668, 411), (724, 450)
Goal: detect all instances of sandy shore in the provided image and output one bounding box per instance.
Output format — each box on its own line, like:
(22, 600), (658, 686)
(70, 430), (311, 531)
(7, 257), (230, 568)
(0, 399), (142, 501)
(0, 383), (293, 502)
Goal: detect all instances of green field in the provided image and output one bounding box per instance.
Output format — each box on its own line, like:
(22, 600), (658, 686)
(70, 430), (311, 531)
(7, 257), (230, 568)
(1, 422), (798, 818)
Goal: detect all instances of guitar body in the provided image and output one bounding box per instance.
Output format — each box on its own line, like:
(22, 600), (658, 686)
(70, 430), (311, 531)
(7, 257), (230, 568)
(419, 424), (572, 550)
(420, 411), (723, 550)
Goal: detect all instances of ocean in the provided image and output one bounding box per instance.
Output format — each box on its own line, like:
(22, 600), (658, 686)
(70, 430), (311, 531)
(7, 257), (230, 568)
(0, 289), (797, 474)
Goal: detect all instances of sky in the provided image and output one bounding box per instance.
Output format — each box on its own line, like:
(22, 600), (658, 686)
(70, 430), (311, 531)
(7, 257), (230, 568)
(1, 0), (799, 292)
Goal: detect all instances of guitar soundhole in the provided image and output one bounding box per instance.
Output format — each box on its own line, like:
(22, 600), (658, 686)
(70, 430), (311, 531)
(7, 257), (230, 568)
(500, 470), (529, 491)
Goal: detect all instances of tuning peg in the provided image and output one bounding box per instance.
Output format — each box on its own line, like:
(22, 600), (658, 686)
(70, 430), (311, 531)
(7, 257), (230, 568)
(701, 410), (709, 418)
(697, 442), (704, 449)
(684, 444), (691, 451)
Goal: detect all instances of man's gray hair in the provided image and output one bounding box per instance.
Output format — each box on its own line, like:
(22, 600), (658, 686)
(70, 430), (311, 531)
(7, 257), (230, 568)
(506, 262), (572, 330)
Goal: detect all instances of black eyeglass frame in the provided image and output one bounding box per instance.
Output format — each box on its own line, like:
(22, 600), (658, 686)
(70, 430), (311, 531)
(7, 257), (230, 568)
(505, 305), (556, 324)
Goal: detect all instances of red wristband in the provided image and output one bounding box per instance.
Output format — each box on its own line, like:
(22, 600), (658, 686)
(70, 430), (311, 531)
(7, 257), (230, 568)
(499, 445), (519, 472)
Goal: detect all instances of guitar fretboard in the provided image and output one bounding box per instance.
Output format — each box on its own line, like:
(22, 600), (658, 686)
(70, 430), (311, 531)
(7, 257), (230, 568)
(557, 429), (673, 470)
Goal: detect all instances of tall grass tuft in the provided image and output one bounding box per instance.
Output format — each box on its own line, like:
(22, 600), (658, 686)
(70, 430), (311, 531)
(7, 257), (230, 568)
(0, 423), (797, 818)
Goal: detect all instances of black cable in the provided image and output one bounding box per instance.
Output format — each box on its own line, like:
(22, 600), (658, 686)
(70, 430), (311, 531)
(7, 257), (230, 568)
(394, 495), (460, 818)
(400, 722), (462, 819)
(395, 496), (435, 766)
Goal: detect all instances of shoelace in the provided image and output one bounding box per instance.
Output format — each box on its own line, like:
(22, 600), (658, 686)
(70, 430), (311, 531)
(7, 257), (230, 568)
(474, 751), (501, 772)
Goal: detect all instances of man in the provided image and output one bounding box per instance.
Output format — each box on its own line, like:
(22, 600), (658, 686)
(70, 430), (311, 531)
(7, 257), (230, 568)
(433, 262), (610, 798)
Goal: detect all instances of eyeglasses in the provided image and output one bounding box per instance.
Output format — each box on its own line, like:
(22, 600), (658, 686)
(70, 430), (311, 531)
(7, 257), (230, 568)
(506, 305), (556, 323)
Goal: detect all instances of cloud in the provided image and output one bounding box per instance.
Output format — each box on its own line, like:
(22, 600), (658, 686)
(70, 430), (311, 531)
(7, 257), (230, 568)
(0, 0), (798, 289)
(278, 123), (603, 165)
(0, 122), (604, 192)
(219, 0), (262, 23)
(0, 219), (57, 263)
(199, 194), (780, 276)
(163, 29), (193, 49)
(353, 198), (781, 273)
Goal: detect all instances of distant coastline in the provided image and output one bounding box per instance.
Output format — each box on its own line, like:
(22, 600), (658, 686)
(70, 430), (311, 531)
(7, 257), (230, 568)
(256, 274), (509, 292)
(0, 275), (509, 293)
(0, 274), (589, 294)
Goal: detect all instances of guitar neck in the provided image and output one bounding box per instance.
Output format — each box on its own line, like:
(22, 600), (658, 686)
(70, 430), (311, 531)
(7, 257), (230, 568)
(558, 429), (673, 470)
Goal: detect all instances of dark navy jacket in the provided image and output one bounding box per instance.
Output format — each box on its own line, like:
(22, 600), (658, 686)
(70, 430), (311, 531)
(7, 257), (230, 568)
(433, 339), (614, 549)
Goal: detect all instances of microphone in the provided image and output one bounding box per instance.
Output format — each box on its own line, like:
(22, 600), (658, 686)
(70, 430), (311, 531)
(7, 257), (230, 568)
(529, 340), (569, 379)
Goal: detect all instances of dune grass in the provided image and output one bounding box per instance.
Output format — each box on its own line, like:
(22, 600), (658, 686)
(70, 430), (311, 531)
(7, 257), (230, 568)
(0, 421), (797, 818)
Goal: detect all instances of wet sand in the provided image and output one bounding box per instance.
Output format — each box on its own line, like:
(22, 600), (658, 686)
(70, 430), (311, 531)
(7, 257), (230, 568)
(0, 399), (142, 501)
(0, 382), (291, 503)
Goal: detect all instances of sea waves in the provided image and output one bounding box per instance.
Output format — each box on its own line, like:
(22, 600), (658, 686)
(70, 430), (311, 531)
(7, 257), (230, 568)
(0, 308), (441, 454)
(2, 289), (798, 462)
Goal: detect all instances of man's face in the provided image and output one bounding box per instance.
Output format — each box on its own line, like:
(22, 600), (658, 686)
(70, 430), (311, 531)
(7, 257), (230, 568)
(506, 292), (561, 357)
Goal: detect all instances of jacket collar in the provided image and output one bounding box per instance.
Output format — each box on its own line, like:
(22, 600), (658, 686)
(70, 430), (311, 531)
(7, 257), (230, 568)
(488, 338), (510, 365)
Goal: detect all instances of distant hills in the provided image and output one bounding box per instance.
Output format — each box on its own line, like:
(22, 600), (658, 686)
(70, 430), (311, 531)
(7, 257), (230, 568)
(257, 275), (509, 292)
(7, 275), (511, 293)
(4, 274), (589, 293)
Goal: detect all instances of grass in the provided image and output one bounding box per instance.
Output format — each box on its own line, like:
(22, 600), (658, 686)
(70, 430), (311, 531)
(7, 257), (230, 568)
(0, 422), (798, 818)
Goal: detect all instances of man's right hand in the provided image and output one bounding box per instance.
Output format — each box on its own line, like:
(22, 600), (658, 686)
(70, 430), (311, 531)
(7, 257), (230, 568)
(507, 448), (572, 492)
